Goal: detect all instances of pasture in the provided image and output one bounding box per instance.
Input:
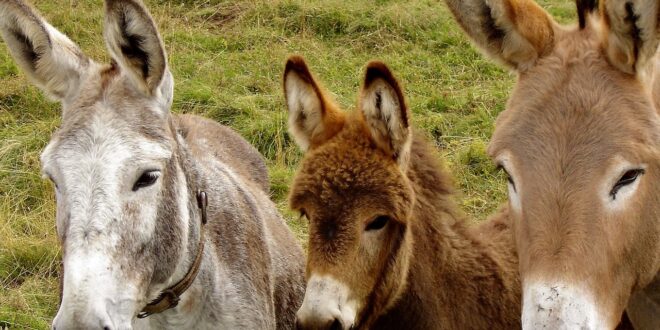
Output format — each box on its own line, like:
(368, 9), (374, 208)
(0, 0), (575, 328)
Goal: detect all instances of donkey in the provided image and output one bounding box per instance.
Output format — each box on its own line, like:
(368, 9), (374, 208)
(0, 0), (305, 328)
(283, 56), (522, 330)
(443, 0), (660, 328)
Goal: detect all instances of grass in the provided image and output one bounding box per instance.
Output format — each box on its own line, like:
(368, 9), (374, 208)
(0, 0), (576, 328)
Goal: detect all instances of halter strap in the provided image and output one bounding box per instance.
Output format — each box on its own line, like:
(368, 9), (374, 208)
(137, 190), (209, 319)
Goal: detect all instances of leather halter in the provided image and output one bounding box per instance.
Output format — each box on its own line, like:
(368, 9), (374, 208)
(137, 190), (209, 319)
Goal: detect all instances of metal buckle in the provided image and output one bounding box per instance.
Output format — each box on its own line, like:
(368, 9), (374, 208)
(137, 311), (151, 319)
(136, 289), (180, 319)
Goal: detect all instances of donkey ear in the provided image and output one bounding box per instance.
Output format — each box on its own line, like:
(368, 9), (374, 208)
(443, 0), (555, 72)
(0, 1), (89, 100)
(359, 61), (412, 167)
(103, 0), (169, 96)
(283, 55), (345, 151)
(601, 0), (659, 75)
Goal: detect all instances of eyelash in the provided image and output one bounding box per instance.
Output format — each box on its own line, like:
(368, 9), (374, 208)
(497, 165), (516, 191)
(610, 169), (645, 199)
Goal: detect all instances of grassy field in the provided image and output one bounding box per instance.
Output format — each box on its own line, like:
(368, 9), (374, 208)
(0, 0), (576, 328)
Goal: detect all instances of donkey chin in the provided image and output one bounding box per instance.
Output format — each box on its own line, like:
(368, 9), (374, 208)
(522, 282), (612, 330)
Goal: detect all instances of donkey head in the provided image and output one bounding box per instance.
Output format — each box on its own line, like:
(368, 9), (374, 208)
(445, 0), (660, 328)
(0, 1), (195, 328)
(285, 56), (414, 330)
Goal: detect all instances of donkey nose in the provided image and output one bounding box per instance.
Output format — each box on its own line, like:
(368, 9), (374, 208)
(296, 316), (347, 330)
(329, 318), (344, 330)
(52, 310), (119, 330)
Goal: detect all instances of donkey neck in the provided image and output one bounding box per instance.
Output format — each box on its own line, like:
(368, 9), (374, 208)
(139, 118), (218, 328)
(166, 117), (205, 282)
(375, 137), (519, 328)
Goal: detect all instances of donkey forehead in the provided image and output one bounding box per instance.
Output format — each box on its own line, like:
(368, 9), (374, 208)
(292, 133), (410, 217)
(491, 109), (652, 162)
(489, 52), (659, 163)
(41, 105), (172, 173)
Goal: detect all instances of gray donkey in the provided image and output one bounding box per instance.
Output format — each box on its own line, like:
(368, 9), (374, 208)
(0, 0), (305, 329)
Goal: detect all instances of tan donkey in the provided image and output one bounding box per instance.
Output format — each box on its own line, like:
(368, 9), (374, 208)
(284, 56), (521, 330)
(443, 0), (660, 328)
(0, 0), (304, 329)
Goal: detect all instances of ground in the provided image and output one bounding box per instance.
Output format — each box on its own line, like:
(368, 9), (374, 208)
(0, 0), (576, 328)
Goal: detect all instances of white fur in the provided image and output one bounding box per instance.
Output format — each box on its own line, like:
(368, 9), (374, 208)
(284, 71), (324, 151)
(42, 111), (169, 329)
(296, 274), (357, 329)
(53, 250), (139, 329)
(522, 282), (611, 330)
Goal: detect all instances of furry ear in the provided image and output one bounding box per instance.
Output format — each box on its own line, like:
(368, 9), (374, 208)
(443, 0), (555, 72)
(104, 0), (169, 96)
(0, 0), (90, 100)
(359, 61), (412, 168)
(283, 55), (345, 150)
(600, 0), (659, 76)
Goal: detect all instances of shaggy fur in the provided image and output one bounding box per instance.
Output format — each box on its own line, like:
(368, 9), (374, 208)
(444, 0), (660, 328)
(0, 0), (304, 329)
(286, 57), (521, 329)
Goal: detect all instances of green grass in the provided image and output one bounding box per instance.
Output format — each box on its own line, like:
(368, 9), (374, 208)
(0, 0), (576, 328)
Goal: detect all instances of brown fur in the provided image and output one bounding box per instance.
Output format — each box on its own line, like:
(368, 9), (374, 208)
(286, 57), (521, 329)
(443, 0), (554, 70)
(444, 0), (660, 328)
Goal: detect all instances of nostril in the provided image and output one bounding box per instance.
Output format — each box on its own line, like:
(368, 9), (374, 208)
(329, 318), (343, 330)
(103, 326), (111, 330)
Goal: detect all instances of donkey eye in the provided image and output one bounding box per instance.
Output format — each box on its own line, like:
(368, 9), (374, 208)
(497, 165), (516, 190)
(133, 170), (161, 191)
(610, 169), (644, 199)
(365, 216), (390, 231)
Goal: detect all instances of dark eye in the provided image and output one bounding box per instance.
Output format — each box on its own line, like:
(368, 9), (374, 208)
(365, 216), (390, 231)
(133, 170), (160, 191)
(610, 169), (644, 199)
(497, 165), (516, 191)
